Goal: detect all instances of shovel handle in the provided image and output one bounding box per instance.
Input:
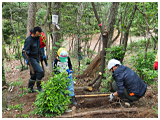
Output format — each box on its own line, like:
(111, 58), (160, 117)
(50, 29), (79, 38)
(23, 50), (34, 74)
(75, 94), (110, 98)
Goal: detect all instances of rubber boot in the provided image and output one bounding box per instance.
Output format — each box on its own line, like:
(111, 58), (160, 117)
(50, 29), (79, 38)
(70, 96), (78, 105)
(28, 79), (36, 93)
(36, 79), (43, 92)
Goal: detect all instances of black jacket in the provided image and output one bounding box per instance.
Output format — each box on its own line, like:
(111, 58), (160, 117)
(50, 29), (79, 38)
(22, 35), (42, 61)
(112, 65), (147, 97)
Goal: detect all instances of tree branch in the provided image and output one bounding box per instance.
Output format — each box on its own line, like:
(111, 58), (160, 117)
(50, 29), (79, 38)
(43, 2), (51, 26)
(112, 28), (120, 43)
(91, 2), (103, 34)
(127, 4), (137, 30)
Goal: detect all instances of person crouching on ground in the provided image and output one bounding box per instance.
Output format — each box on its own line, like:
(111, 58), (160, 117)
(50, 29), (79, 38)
(52, 48), (77, 105)
(108, 59), (147, 106)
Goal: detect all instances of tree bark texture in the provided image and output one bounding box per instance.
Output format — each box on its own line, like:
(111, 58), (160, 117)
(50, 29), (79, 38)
(26, 2), (36, 38)
(107, 2), (119, 47)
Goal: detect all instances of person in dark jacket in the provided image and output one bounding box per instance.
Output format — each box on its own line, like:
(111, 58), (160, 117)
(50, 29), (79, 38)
(22, 26), (44, 93)
(52, 48), (77, 105)
(108, 59), (147, 105)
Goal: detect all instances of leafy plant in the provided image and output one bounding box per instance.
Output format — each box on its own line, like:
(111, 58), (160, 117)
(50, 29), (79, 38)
(86, 57), (91, 65)
(32, 70), (71, 117)
(152, 107), (158, 114)
(14, 52), (22, 60)
(105, 45), (125, 61)
(129, 49), (157, 84)
(8, 103), (24, 111)
(20, 114), (29, 118)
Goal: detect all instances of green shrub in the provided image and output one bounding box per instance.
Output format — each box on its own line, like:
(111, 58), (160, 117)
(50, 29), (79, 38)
(14, 52), (22, 60)
(129, 49), (157, 84)
(127, 38), (156, 51)
(32, 71), (71, 117)
(105, 45), (125, 61)
(86, 57), (91, 65)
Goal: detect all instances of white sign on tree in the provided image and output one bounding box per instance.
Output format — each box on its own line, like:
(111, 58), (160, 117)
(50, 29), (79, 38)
(52, 15), (58, 25)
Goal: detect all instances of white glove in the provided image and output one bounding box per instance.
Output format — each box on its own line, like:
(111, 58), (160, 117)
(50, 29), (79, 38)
(109, 93), (114, 101)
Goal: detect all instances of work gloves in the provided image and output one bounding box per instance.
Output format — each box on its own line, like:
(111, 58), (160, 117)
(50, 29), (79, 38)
(66, 69), (73, 75)
(25, 59), (29, 65)
(43, 55), (46, 60)
(109, 93), (114, 101)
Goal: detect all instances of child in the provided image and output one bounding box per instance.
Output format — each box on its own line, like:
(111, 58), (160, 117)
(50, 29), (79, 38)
(52, 48), (77, 105)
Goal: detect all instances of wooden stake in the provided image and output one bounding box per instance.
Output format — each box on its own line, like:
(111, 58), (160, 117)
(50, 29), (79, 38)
(74, 86), (93, 91)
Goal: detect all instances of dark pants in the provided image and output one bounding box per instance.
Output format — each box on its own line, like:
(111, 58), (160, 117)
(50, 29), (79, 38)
(112, 81), (140, 102)
(30, 58), (44, 80)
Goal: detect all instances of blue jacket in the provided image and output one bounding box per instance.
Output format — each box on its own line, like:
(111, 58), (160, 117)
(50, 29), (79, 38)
(112, 65), (147, 97)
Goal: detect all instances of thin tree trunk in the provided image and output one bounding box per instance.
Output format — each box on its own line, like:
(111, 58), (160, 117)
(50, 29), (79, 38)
(120, 4), (137, 63)
(90, 34), (101, 59)
(43, 2), (51, 70)
(91, 2), (109, 90)
(51, 2), (61, 72)
(9, 5), (24, 70)
(137, 3), (150, 60)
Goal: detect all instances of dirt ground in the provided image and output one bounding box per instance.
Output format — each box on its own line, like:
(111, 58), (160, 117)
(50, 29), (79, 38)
(2, 32), (158, 118)
(2, 59), (158, 118)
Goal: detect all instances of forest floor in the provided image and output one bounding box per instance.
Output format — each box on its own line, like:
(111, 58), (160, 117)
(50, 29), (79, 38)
(2, 33), (158, 118)
(2, 58), (158, 118)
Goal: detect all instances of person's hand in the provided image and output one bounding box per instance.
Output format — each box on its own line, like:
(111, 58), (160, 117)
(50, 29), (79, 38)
(25, 59), (29, 65)
(43, 55), (46, 60)
(66, 69), (73, 75)
(109, 93), (114, 101)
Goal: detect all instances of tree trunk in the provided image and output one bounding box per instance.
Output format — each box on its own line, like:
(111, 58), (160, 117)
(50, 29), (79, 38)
(93, 32), (108, 90)
(9, 4), (24, 70)
(91, 2), (120, 90)
(51, 2), (61, 72)
(76, 53), (101, 79)
(2, 34), (6, 86)
(43, 2), (51, 71)
(26, 2), (36, 38)
(107, 2), (119, 47)
(77, 2), (83, 72)
(120, 4), (137, 63)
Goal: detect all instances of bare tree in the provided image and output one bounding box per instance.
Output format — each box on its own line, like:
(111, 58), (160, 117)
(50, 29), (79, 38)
(137, 3), (151, 60)
(120, 4), (137, 63)
(9, 4), (24, 70)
